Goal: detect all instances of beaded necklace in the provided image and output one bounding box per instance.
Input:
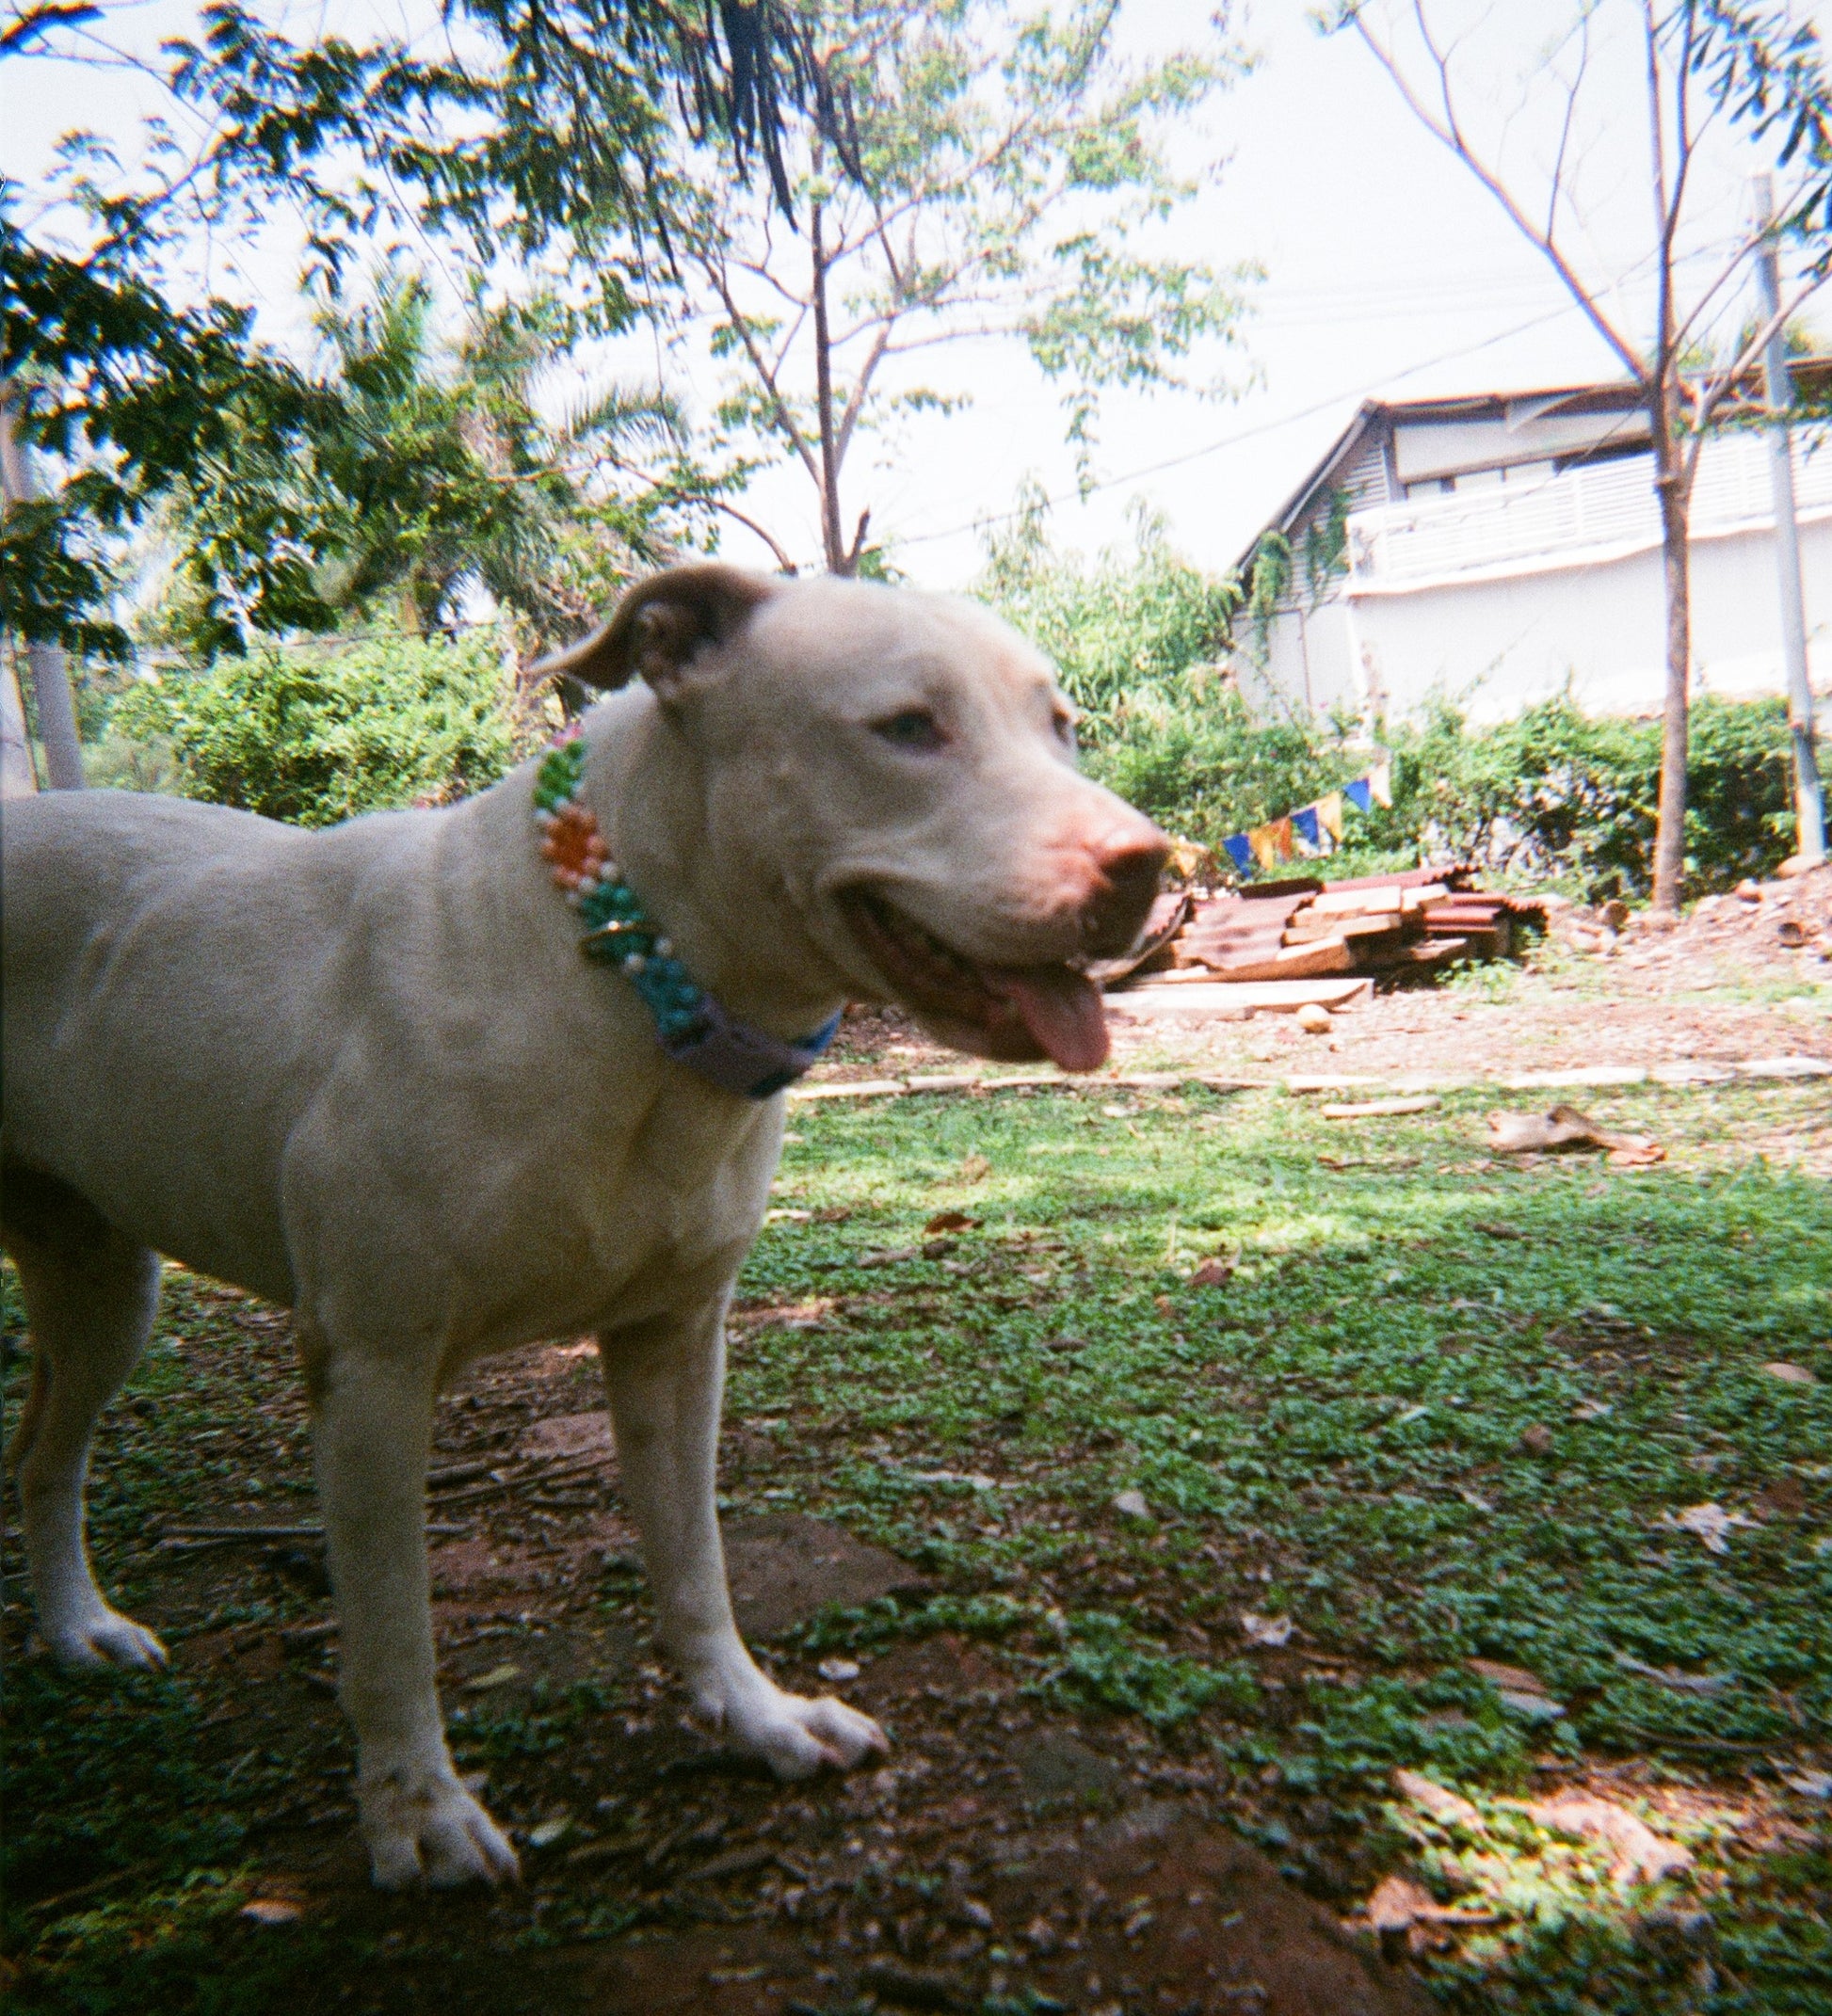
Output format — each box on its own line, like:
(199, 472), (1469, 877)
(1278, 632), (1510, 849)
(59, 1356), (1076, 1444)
(532, 728), (838, 1099)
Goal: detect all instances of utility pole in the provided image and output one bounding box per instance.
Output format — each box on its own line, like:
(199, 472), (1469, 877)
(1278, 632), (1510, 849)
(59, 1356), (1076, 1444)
(0, 390), (87, 791)
(1753, 175), (1824, 869)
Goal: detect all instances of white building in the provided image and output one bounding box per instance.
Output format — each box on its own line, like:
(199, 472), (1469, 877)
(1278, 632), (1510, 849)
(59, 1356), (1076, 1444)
(1235, 368), (1832, 726)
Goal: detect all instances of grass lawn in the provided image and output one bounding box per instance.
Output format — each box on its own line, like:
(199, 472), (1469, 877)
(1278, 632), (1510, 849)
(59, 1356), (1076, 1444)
(4, 1076), (1830, 2013)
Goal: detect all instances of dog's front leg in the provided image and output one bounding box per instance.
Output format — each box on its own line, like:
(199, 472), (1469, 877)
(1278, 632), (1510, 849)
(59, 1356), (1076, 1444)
(600, 1304), (888, 1778)
(311, 1341), (521, 1889)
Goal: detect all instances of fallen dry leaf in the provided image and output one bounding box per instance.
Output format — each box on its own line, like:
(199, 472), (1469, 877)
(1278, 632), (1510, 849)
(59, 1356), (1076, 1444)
(1670, 1502), (1757, 1554)
(1519, 1424), (1553, 1454)
(1525, 1792), (1692, 1885)
(1241, 1611), (1294, 1648)
(1363, 1875), (1439, 1932)
(1187, 1257), (1233, 1289)
(240, 1899), (302, 1927)
(1762, 1361), (1819, 1387)
(1487, 1104), (1663, 1164)
(1359, 1873), (1497, 1944)
(1468, 1657), (1551, 1697)
(1393, 1769), (1486, 1832)
(924, 1209), (980, 1234)
(958, 1153), (991, 1183)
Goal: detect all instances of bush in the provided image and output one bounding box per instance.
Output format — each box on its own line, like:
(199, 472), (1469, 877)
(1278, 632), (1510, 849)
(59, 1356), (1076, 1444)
(112, 628), (525, 826)
(1081, 688), (1347, 848)
(1371, 695), (1803, 900)
(1085, 690), (1808, 901)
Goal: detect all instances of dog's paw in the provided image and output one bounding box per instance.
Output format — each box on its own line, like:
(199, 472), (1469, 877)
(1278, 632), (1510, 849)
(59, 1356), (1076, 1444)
(721, 1683), (891, 1780)
(361, 1768), (522, 1891)
(43, 1605), (169, 1671)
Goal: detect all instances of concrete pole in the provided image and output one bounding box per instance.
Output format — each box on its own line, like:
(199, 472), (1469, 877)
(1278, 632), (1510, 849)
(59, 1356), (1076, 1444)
(1753, 175), (1824, 867)
(0, 392), (87, 790)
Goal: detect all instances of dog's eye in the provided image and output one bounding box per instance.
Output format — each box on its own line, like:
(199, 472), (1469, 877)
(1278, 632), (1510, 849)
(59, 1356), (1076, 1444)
(874, 710), (945, 752)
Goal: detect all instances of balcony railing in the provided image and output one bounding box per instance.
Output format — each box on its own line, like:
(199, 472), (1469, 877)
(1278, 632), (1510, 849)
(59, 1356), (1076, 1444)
(1346, 431), (1832, 587)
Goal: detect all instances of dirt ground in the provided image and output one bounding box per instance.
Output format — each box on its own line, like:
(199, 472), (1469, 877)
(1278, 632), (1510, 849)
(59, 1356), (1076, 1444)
(18, 1319), (1431, 2016)
(818, 871), (1832, 1093)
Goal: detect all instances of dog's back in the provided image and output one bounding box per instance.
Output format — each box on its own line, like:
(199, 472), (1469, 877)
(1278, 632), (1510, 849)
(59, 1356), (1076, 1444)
(5, 791), (412, 1301)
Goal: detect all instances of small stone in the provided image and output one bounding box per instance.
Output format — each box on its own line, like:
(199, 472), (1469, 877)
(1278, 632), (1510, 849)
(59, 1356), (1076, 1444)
(1519, 1423), (1553, 1454)
(527, 1816), (571, 1849)
(1112, 1488), (1152, 1521)
(1296, 1002), (1333, 1033)
(1762, 1361), (1818, 1386)
(818, 1656), (861, 1683)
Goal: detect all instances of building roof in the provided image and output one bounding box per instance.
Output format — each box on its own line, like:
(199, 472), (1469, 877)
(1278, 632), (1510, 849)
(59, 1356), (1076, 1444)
(1232, 358), (1832, 580)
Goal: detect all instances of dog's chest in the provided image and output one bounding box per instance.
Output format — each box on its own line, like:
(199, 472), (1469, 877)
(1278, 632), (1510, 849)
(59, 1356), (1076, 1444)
(458, 1088), (780, 1340)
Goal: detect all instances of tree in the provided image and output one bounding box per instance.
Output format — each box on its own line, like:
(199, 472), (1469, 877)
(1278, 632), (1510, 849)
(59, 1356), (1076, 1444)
(2, 0), (831, 652)
(666, 0), (1253, 575)
(975, 480), (1238, 737)
(150, 264), (718, 658)
(1327, 1), (1832, 909)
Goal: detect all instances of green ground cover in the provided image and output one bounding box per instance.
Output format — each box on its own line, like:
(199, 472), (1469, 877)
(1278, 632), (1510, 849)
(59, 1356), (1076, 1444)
(4, 1078), (1829, 2011)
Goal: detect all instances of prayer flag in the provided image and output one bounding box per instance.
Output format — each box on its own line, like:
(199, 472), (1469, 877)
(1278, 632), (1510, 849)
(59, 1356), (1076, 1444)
(1345, 777), (1374, 815)
(1291, 805), (1322, 851)
(1223, 833), (1255, 876)
(1368, 757), (1392, 808)
(1249, 817), (1294, 869)
(1315, 791), (1344, 842)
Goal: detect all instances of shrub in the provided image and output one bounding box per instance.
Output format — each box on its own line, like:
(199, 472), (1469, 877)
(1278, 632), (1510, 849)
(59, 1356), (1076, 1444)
(1371, 695), (1802, 899)
(1083, 690), (1808, 901)
(112, 628), (525, 826)
(1081, 689), (1346, 849)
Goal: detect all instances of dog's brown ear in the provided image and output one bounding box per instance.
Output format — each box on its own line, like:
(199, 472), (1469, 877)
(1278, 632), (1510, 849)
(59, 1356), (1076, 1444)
(532, 565), (781, 699)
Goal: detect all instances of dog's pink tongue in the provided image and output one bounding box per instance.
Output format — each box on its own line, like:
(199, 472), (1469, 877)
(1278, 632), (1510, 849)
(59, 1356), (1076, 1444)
(995, 966), (1110, 1073)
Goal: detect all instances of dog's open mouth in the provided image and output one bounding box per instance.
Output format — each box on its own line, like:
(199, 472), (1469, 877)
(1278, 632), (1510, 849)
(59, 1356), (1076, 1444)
(837, 890), (1109, 1073)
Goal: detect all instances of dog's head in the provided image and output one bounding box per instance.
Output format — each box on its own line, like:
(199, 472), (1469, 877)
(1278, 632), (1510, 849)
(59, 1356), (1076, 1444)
(538, 564), (1168, 1073)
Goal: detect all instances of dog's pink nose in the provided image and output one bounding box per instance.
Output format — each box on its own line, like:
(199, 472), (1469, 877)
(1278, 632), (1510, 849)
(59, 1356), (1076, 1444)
(1080, 823), (1171, 955)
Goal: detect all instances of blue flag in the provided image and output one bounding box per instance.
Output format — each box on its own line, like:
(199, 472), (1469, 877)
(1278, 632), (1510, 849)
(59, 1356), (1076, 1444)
(1223, 833), (1255, 876)
(1345, 778), (1374, 814)
(1292, 805), (1322, 850)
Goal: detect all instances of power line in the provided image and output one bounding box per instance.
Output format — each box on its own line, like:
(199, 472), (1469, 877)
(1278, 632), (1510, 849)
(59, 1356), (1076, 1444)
(891, 297), (1597, 552)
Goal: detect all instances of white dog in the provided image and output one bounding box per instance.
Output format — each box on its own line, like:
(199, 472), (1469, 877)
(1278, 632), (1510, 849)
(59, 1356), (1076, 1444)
(3, 565), (1165, 1888)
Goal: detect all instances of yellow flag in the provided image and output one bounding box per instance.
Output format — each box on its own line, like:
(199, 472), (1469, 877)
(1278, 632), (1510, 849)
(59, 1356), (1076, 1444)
(1315, 791), (1345, 842)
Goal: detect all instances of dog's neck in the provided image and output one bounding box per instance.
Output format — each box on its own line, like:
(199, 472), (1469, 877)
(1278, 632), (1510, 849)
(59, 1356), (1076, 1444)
(574, 690), (851, 1043)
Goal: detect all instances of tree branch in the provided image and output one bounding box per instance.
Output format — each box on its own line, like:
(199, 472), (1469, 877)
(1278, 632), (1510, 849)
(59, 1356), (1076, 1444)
(1352, 7), (1647, 381)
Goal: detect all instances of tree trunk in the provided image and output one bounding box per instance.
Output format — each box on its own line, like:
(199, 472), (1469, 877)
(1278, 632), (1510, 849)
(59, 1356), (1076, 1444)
(1651, 449), (1691, 912)
(0, 392), (86, 790)
(810, 200), (847, 575)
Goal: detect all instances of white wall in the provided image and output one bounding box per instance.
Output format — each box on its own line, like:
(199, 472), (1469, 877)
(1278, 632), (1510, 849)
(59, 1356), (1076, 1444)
(1251, 514), (1832, 725)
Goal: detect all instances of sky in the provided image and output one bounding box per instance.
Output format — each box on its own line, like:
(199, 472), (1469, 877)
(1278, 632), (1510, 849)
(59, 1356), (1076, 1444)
(8, 0), (1831, 594)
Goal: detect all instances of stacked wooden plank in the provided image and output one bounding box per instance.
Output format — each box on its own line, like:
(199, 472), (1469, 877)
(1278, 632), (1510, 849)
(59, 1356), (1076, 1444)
(1107, 867), (1541, 989)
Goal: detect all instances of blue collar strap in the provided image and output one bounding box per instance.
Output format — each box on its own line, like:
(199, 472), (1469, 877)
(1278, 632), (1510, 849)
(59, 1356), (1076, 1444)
(534, 731), (840, 1099)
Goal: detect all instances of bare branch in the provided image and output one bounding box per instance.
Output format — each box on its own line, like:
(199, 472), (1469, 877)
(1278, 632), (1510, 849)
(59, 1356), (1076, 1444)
(709, 260), (820, 484)
(833, 317), (895, 467)
(1352, 8), (1647, 380)
(1546, 7), (1591, 243)
(707, 498), (798, 573)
